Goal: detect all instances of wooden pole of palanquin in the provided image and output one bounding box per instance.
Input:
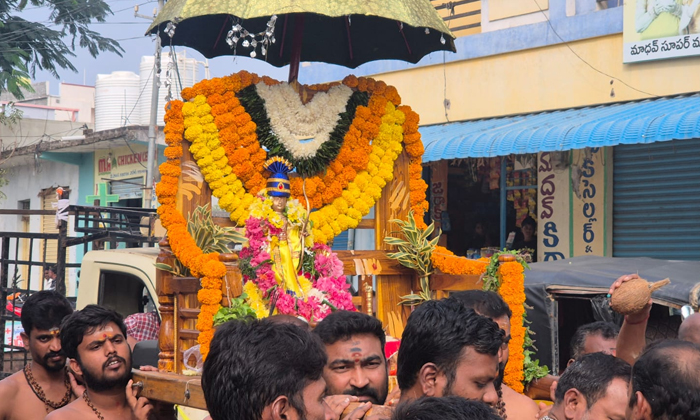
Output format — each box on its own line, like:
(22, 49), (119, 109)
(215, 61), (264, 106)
(375, 150), (416, 334)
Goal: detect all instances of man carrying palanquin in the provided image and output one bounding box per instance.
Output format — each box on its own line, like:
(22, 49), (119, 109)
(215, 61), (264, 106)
(0, 291), (74, 420)
(46, 305), (153, 420)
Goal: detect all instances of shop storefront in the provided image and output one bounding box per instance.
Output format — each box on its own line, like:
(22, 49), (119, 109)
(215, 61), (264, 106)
(94, 145), (149, 207)
(420, 93), (700, 262)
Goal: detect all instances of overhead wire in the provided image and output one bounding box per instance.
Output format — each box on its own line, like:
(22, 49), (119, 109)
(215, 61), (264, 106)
(531, 0), (658, 98)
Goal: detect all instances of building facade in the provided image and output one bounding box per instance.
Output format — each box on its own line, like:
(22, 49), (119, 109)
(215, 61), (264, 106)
(302, 0), (700, 261)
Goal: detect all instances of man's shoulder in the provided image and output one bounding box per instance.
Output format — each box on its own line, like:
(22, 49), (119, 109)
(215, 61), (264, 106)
(502, 384), (539, 416)
(0, 371), (23, 397)
(44, 400), (84, 420)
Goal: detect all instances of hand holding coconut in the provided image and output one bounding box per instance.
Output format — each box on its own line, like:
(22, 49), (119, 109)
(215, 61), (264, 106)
(608, 274), (670, 319)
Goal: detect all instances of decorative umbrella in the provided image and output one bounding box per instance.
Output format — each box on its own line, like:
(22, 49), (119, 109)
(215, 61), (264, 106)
(146, 0), (455, 81)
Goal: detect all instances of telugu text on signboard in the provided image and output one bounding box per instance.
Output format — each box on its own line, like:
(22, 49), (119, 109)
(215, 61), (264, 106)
(624, 0), (700, 63)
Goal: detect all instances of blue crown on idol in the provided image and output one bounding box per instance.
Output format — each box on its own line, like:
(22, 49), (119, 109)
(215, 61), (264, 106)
(264, 156), (293, 198)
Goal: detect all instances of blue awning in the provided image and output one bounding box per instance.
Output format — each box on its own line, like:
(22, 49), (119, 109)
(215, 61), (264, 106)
(420, 94), (700, 162)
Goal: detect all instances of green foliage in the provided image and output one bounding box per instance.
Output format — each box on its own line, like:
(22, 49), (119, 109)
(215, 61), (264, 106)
(0, 0), (124, 99)
(384, 211), (440, 306)
(157, 205), (245, 277)
(481, 249), (530, 292)
(0, 103), (23, 126)
(213, 293), (256, 326)
(523, 318), (549, 383)
(0, 168), (9, 200)
(187, 205), (245, 253)
(482, 250), (546, 385)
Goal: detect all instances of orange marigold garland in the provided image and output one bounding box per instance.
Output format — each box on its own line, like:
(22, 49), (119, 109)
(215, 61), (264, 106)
(157, 73), (433, 355)
(497, 261), (527, 392)
(399, 105), (429, 229)
(431, 246), (488, 275)
(428, 247), (544, 392)
(156, 100), (226, 360)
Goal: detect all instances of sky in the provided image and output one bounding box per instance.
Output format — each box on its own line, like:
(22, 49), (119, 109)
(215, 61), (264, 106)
(21, 0), (290, 95)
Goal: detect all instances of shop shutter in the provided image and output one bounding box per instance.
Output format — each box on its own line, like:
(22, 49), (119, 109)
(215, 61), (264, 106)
(109, 177), (144, 201)
(613, 139), (700, 260)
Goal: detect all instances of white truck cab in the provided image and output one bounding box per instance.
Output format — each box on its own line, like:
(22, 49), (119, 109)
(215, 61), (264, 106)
(76, 248), (159, 315)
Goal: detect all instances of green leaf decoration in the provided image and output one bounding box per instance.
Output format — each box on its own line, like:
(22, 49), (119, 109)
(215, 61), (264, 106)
(158, 205), (245, 278)
(213, 293), (256, 326)
(384, 211), (441, 307)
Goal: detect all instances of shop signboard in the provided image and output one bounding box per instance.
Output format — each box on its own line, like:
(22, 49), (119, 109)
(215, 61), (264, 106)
(538, 152), (571, 262)
(94, 145), (148, 183)
(623, 0), (700, 63)
(571, 148), (608, 258)
(538, 148), (611, 262)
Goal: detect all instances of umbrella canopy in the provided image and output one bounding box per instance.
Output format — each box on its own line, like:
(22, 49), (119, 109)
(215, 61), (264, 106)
(145, 0), (455, 69)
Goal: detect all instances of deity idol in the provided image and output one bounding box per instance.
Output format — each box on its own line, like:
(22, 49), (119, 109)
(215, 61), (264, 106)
(263, 157), (310, 297)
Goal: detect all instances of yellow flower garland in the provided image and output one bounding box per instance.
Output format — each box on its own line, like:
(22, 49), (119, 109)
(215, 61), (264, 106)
(156, 100), (226, 360)
(310, 102), (405, 244)
(175, 72), (426, 245)
(183, 95), (256, 226)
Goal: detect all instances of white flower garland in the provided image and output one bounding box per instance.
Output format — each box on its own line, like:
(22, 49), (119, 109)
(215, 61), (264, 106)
(256, 82), (353, 159)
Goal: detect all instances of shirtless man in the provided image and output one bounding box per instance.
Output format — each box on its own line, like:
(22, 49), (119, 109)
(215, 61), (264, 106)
(396, 299), (503, 408)
(0, 291), (74, 420)
(46, 305), (153, 420)
(451, 290), (539, 420)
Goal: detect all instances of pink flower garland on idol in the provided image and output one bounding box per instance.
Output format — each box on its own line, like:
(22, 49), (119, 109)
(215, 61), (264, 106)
(239, 207), (355, 322)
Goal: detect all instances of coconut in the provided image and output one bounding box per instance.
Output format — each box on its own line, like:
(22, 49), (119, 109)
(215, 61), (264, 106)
(610, 277), (670, 315)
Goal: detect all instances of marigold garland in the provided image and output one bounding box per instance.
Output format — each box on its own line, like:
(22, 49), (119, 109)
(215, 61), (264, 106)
(430, 247), (532, 393)
(157, 72), (432, 357)
(174, 71), (428, 244)
(497, 261), (527, 393)
(156, 100), (226, 360)
(431, 246), (488, 275)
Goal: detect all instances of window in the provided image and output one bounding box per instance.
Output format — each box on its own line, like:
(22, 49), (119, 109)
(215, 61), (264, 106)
(596, 0), (622, 10)
(98, 270), (155, 317)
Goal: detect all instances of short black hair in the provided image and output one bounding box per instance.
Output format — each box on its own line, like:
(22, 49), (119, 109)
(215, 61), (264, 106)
(569, 321), (619, 360)
(555, 352), (630, 407)
(202, 319), (327, 420)
(630, 340), (700, 419)
(46, 265), (57, 274)
(450, 290), (512, 319)
(314, 310), (386, 350)
(397, 299), (503, 391)
(21, 291), (73, 336)
(521, 216), (536, 228)
(392, 396), (501, 420)
(60, 305), (127, 360)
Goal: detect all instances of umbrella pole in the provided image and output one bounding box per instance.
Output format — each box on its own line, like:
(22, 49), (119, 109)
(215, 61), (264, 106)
(288, 14), (305, 83)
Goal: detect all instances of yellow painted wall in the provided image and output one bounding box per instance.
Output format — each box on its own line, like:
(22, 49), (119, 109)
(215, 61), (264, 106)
(490, 0), (548, 21)
(370, 34), (700, 125)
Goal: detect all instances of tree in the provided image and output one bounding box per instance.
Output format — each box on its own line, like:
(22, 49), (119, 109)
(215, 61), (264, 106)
(0, 0), (124, 99)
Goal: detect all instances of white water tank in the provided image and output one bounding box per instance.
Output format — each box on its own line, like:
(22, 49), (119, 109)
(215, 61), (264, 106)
(138, 53), (199, 126)
(94, 71), (140, 132)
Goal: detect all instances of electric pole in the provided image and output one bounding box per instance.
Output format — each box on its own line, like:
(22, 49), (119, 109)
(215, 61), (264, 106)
(143, 0), (164, 209)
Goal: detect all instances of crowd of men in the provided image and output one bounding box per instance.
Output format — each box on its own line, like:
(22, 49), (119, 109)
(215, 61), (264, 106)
(1, 272), (700, 420)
